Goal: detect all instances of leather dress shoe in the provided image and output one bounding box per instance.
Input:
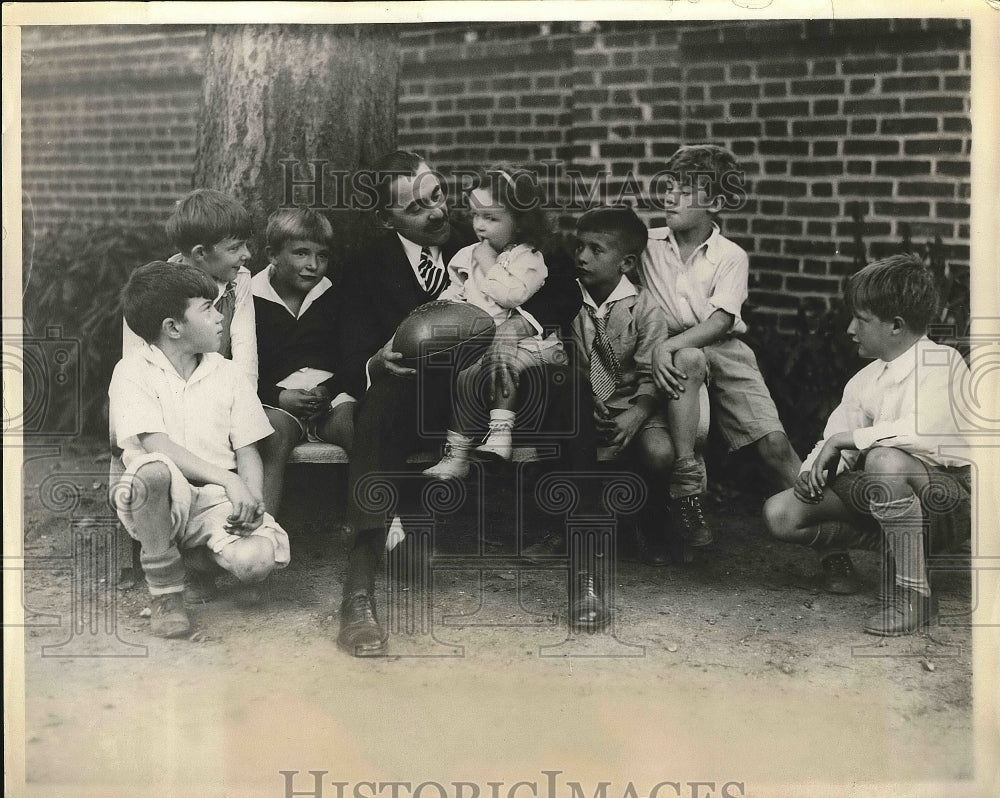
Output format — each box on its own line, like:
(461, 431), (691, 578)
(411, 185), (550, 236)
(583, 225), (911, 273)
(569, 570), (609, 633)
(337, 592), (386, 656)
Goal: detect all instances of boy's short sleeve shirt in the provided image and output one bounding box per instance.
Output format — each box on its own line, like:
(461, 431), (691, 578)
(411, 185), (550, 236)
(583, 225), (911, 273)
(109, 345), (272, 471)
(639, 224), (749, 335)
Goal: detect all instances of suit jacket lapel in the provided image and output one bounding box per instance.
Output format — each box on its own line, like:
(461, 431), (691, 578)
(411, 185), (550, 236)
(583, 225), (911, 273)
(603, 293), (636, 345)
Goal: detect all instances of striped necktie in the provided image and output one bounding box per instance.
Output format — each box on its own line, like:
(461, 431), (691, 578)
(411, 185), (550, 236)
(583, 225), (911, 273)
(586, 303), (622, 401)
(215, 281), (236, 359)
(418, 246), (448, 298)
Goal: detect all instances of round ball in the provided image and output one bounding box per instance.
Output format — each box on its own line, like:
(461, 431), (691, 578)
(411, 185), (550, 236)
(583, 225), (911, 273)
(393, 301), (496, 366)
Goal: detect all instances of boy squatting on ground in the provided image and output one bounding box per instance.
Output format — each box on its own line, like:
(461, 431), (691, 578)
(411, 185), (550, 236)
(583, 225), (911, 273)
(109, 261), (290, 638)
(764, 255), (972, 636)
(252, 208), (356, 516)
(122, 188), (258, 387)
(569, 206), (709, 565)
(638, 144), (803, 553)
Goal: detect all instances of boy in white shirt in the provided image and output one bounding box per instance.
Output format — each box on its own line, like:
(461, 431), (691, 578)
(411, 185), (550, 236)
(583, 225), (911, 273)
(122, 188), (258, 386)
(639, 144), (801, 553)
(110, 261), (290, 638)
(764, 255), (971, 636)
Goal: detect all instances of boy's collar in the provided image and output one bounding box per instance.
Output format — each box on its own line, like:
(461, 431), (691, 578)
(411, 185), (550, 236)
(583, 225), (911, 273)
(878, 335), (930, 383)
(580, 274), (637, 310)
(140, 342), (222, 382)
(651, 223), (724, 263)
(251, 266), (332, 317)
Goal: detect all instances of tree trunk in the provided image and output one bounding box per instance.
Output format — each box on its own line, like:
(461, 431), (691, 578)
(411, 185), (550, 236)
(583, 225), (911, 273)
(192, 24), (399, 269)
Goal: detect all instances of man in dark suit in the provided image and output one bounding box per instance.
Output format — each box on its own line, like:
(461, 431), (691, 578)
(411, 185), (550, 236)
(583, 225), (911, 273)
(335, 151), (599, 656)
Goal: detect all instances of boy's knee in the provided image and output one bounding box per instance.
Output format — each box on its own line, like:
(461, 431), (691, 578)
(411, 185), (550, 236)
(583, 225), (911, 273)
(673, 347), (707, 380)
(638, 434), (675, 473)
(763, 492), (796, 540)
(222, 536), (276, 583)
(132, 461), (172, 502)
(863, 446), (914, 477)
(262, 413), (300, 452)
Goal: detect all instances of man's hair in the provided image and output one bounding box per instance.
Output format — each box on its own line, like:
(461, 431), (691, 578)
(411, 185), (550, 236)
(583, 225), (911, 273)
(847, 253), (940, 331)
(663, 143), (744, 210)
(370, 150), (427, 214)
(575, 206), (648, 258)
(165, 188), (252, 253)
(266, 207), (334, 252)
(122, 260), (219, 343)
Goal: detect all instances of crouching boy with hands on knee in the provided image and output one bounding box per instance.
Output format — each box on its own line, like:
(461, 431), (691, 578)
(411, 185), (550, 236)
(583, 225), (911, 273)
(110, 261), (290, 638)
(764, 255), (972, 636)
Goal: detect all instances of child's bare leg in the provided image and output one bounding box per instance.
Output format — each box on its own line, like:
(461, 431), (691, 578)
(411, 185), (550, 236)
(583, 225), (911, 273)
(663, 347), (706, 461)
(127, 462), (185, 593)
(633, 427), (676, 564)
(123, 461), (190, 637)
(316, 401), (357, 455)
(259, 408), (301, 517)
(477, 351), (535, 461)
(763, 487), (854, 544)
(753, 431), (801, 491)
(424, 365), (478, 479)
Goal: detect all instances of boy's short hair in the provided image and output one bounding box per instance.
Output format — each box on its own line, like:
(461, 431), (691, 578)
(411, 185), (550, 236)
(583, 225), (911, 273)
(847, 253), (939, 331)
(266, 207), (334, 252)
(165, 188), (252, 253)
(123, 260), (219, 343)
(575, 206), (648, 258)
(664, 144), (744, 210)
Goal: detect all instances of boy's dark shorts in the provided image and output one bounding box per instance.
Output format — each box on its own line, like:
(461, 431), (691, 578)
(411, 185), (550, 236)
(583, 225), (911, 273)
(829, 459), (972, 554)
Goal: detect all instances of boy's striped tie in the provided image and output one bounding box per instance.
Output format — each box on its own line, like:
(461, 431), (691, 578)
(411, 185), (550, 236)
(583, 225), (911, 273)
(418, 246), (448, 298)
(586, 304), (622, 401)
(215, 281), (236, 359)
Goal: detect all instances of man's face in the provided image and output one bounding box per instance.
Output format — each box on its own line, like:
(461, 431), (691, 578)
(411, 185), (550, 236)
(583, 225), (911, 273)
(379, 163), (450, 247)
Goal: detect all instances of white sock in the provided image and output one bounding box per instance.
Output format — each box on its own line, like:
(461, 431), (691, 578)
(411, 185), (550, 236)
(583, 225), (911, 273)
(445, 429), (473, 458)
(489, 409), (515, 427)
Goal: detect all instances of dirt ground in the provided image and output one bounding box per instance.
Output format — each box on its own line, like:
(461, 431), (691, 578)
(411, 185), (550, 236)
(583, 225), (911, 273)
(13, 437), (982, 798)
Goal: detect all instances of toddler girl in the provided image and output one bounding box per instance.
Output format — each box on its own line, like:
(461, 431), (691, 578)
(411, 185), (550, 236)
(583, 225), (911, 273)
(425, 165), (563, 478)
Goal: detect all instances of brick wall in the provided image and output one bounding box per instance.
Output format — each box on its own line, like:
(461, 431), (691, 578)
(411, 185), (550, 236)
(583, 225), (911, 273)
(20, 25), (205, 235)
(20, 20), (971, 326)
(396, 19), (971, 328)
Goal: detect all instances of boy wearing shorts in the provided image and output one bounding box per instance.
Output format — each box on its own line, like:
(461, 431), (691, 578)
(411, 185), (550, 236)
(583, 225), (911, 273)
(764, 255), (971, 635)
(252, 208), (355, 515)
(640, 144), (801, 550)
(571, 207), (706, 564)
(110, 261), (290, 638)
(123, 188), (258, 386)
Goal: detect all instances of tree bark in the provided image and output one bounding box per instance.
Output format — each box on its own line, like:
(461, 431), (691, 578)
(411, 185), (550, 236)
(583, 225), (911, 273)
(192, 24), (399, 269)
